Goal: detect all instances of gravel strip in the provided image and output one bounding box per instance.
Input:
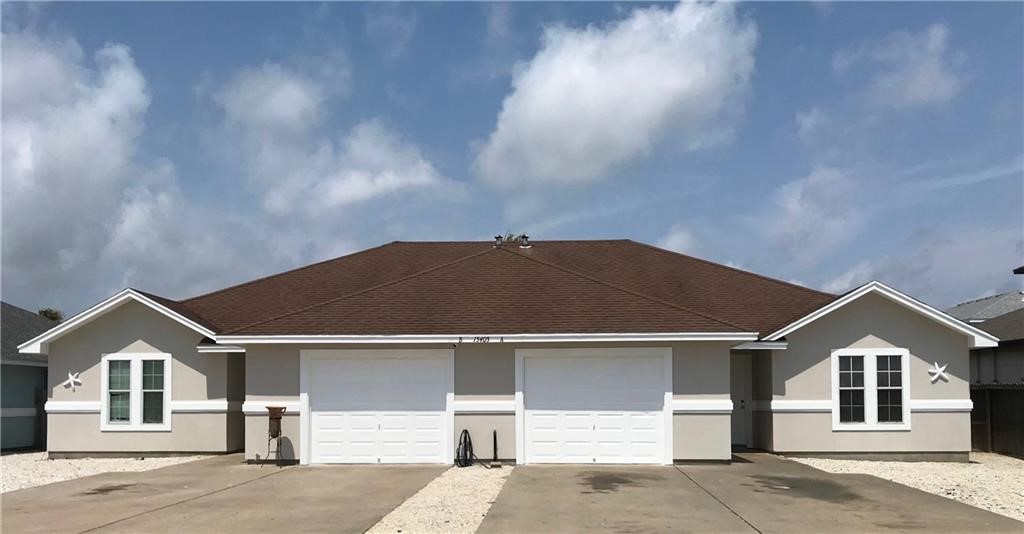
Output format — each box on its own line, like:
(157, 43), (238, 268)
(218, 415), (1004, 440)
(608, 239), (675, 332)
(1, 451), (205, 493)
(367, 465), (513, 534)
(788, 453), (1024, 523)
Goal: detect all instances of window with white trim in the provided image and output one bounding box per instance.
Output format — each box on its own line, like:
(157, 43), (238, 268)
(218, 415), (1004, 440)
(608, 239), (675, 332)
(831, 348), (910, 431)
(101, 353), (172, 431)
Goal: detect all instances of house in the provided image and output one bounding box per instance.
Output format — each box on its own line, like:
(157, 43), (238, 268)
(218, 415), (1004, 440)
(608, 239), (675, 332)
(948, 281), (1024, 457)
(20, 239), (996, 464)
(2, 302), (58, 450)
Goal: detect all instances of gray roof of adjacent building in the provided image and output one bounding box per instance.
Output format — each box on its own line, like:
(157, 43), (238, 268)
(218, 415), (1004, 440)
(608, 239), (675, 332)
(2, 301), (58, 365)
(947, 291), (1024, 322)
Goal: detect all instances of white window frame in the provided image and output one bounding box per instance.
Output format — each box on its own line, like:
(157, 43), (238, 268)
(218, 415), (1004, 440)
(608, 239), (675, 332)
(830, 348), (910, 431)
(100, 353), (172, 432)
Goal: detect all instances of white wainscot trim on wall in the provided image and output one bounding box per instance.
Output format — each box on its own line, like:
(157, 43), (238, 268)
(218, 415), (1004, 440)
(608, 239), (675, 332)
(770, 400), (832, 413)
(910, 399), (973, 412)
(1, 407), (38, 417)
(170, 400), (243, 413)
(45, 401), (102, 413)
(672, 399), (734, 414)
(452, 399), (516, 413)
(241, 400), (302, 415)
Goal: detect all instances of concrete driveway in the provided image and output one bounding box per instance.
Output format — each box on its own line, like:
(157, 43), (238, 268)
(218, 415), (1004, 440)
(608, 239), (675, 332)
(480, 453), (1024, 533)
(1, 454), (445, 534)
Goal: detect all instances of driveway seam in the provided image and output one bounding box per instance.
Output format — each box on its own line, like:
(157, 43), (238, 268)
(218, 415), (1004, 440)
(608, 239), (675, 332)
(80, 465), (295, 533)
(674, 465), (762, 534)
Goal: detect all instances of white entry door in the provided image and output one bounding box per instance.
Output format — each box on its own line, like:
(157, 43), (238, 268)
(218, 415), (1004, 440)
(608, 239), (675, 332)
(307, 351), (451, 464)
(520, 349), (670, 464)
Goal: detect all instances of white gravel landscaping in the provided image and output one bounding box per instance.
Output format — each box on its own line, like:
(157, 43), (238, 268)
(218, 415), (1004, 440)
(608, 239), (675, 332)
(789, 453), (1024, 523)
(1, 451), (205, 493)
(367, 464), (513, 534)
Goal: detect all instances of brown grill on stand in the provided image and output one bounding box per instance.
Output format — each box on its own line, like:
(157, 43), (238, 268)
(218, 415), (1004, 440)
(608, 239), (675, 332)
(266, 406), (287, 466)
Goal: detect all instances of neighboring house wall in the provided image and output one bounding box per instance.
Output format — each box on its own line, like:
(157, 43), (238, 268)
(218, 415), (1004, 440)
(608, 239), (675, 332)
(969, 341), (1024, 457)
(771, 292), (971, 458)
(243, 341), (735, 462)
(46, 301), (243, 454)
(1, 364), (46, 449)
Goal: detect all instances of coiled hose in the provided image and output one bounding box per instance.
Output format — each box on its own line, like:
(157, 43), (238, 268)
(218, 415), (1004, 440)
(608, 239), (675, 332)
(455, 429), (490, 468)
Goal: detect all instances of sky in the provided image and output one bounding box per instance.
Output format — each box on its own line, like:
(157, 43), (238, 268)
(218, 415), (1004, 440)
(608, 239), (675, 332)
(2, 1), (1022, 316)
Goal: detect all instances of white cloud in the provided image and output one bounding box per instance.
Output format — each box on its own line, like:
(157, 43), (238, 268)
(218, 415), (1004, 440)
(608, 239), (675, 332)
(834, 23), (966, 109)
(365, 5), (418, 59)
(657, 224), (696, 254)
(484, 3), (513, 47)
(765, 166), (860, 266)
(822, 225), (1022, 307)
(214, 63), (327, 133)
(474, 2), (757, 188)
(210, 60), (455, 217)
(1, 29), (274, 311)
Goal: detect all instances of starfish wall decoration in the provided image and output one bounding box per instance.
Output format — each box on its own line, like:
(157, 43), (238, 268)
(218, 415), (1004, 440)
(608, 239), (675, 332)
(927, 362), (949, 383)
(61, 371), (83, 391)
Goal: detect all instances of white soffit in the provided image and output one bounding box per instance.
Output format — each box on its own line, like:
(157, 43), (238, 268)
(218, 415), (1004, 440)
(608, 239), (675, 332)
(764, 281), (999, 349)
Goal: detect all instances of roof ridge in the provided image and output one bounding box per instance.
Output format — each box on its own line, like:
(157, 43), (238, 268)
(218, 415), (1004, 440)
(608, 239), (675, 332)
(626, 239), (837, 299)
(496, 247), (750, 332)
(182, 241), (399, 304)
(949, 290), (1018, 310)
(222, 247), (496, 334)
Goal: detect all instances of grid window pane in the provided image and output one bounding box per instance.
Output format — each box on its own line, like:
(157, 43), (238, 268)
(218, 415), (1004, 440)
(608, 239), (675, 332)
(876, 355), (903, 423)
(143, 360), (164, 390)
(838, 355), (865, 424)
(109, 392), (130, 422)
(143, 392), (164, 424)
(109, 361), (130, 391)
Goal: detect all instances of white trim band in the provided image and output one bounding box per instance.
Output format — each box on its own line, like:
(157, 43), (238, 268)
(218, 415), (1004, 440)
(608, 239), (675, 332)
(769, 399), (972, 413)
(733, 341), (787, 351)
(910, 399), (973, 412)
(217, 332), (759, 345)
(170, 400), (242, 413)
(452, 399), (516, 413)
(45, 401), (101, 413)
(242, 400), (301, 415)
(1, 407), (38, 417)
(196, 345), (246, 354)
(770, 400), (832, 413)
(672, 399), (734, 414)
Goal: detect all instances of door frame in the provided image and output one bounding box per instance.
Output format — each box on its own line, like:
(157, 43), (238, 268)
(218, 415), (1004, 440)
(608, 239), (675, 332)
(730, 352), (753, 448)
(299, 348), (455, 465)
(514, 347), (674, 465)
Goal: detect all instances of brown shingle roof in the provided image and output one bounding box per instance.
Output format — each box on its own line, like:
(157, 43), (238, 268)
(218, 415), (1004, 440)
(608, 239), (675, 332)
(151, 240), (835, 337)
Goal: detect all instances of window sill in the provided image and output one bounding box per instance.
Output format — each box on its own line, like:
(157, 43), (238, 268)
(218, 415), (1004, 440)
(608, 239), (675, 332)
(832, 423), (911, 432)
(100, 424), (172, 432)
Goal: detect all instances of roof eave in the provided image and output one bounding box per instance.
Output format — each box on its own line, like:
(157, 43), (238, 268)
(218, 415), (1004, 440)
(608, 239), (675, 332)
(215, 332), (760, 344)
(764, 281), (999, 349)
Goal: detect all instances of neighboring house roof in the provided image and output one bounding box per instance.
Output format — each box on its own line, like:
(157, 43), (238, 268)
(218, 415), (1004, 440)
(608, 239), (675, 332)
(947, 291), (1024, 322)
(2, 301), (58, 365)
(765, 281), (998, 349)
(1014, 265), (1024, 275)
(974, 308), (1024, 343)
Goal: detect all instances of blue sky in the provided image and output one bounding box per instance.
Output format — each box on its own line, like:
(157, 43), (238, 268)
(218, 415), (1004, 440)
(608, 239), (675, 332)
(2, 1), (1022, 315)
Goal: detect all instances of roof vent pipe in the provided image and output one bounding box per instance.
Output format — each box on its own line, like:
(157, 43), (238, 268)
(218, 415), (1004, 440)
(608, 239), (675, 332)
(519, 234), (531, 248)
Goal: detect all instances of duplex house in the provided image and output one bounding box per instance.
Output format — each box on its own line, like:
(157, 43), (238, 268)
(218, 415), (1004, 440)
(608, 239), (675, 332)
(21, 239), (996, 464)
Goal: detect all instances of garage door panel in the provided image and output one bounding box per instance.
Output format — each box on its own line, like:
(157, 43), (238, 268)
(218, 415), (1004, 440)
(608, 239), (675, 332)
(309, 354), (450, 464)
(523, 353), (668, 464)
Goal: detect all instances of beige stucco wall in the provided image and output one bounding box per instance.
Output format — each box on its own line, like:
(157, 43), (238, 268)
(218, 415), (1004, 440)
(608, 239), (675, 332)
(770, 292), (971, 453)
(772, 412), (971, 452)
(245, 413), (300, 461)
(774, 292), (969, 401)
(454, 414), (515, 460)
(46, 300), (241, 453)
(673, 414), (731, 460)
(49, 413), (236, 452)
(672, 342), (732, 399)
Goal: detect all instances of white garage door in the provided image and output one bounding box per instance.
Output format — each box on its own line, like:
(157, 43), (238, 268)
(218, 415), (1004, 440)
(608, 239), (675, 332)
(522, 350), (670, 464)
(308, 352), (450, 464)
